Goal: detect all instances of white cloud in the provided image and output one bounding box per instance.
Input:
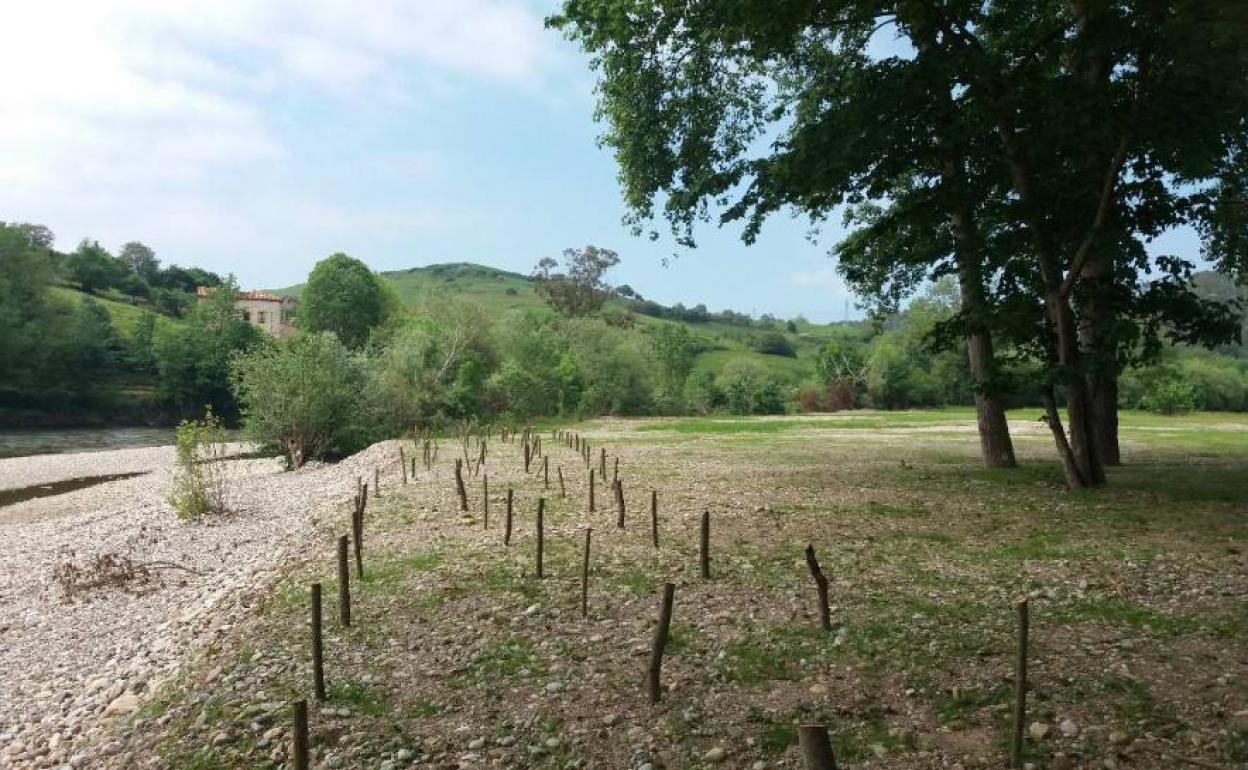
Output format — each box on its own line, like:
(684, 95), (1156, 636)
(0, 0), (557, 270)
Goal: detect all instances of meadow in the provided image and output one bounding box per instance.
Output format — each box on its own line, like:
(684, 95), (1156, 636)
(108, 409), (1247, 770)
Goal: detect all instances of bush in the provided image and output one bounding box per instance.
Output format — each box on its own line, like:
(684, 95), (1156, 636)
(717, 359), (787, 415)
(231, 332), (368, 466)
(752, 331), (797, 357)
(1138, 374), (1198, 415)
(167, 409), (232, 520)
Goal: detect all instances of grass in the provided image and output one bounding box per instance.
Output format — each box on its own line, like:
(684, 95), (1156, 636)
(121, 409), (1248, 770)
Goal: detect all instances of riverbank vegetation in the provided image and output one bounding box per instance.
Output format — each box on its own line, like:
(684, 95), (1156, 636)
(5, 221), (1244, 450)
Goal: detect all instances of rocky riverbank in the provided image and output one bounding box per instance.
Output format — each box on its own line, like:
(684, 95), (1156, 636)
(0, 440), (406, 769)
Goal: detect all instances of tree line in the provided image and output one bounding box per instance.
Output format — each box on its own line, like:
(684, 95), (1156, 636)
(229, 248), (1244, 469)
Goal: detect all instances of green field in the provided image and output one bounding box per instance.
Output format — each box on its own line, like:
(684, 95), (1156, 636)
(115, 410), (1248, 770)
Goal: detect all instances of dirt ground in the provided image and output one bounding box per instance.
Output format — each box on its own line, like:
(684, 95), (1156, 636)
(93, 412), (1248, 769)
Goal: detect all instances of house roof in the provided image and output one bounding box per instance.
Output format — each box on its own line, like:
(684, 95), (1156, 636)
(195, 286), (292, 303)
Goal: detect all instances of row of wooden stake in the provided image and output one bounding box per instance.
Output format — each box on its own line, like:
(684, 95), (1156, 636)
(286, 428), (1037, 770)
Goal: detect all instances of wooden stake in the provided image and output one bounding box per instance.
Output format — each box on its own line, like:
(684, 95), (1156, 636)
(292, 699), (310, 770)
(804, 544), (831, 632)
(798, 724), (838, 770)
(543, 456), (549, 490)
(310, 583), (326, 700)
(613, 456), (619, 484)
(580, 527), (592, 619)
(615, 479), (625, 529)
(455, 459), (468, 512)
(504, 487), (513, 546)
(557, 465), (566, 498)
(588, 469), (596, 512)
(411, 456), (416, 479)
(337, 535), (351, 627)
(650, 490), (659, 548)
(700, 510), (711, 579)
(352, 490), (365, 580)
(1011, 598), (1030, 768)
(374, 467), (380, 498)
(647, 582), (676, 703)
(599, 447), (606, 479)
(400, 447), (407, 484)
(535, 497), (545, 579)
(483, 474), (490, 529)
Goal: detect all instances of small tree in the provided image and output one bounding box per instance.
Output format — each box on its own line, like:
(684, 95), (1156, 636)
(167, 409), (232, 520)
(231, 332), (365, 467)
(118, 241), (160, 281)
(532, 245), (620, 317)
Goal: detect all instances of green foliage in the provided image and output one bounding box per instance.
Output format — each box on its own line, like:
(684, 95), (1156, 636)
(650, 324), (699, 410)
(1135, 370), (1198, 415)
(561, 317), (653, 414)
(231, 332), (367, 466)
(717, 359), (787, 415)
(532, 245), (619, 317)
(154, 280), (261, 419)
(301, 252), (388, 348)
(752, 330), (796, 358)
(66, 240), (127, 294)
(0, 225), (58, 392)
(168, 409), (231, 520)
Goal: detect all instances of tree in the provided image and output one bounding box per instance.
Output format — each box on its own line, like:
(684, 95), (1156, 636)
(548, 1), (1018, 469)
(651, 324), (698, 392)
(67, 240), (125, 294)
(532, 245), (620, 316)
(65, 297), (124, 382)
(301, 252), (387, 348)
(232, 332), (366, 467)
(119, 241), (160, 280)
(549, 1), (1248, 489)
(0, 224), (57, 391)
(154, 279), (261, 418)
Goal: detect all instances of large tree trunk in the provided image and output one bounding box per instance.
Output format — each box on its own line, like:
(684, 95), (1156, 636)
(1088, 369), (1120, 466)
(967, 329), (1017, 468)
(1049, 294), (1106, 488)
(948, 166), (1017, 469)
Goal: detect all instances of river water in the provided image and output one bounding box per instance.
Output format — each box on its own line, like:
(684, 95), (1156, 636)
(0, 427), (175, 459)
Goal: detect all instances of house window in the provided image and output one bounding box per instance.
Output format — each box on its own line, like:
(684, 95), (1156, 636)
(258, 311), (266, 324)
(242, 310), (251, 322)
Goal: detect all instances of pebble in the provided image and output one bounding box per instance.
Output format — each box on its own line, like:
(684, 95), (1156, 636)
(704, 746), (727, 762)
(0, 441), (410, 765)
(1029, 722), (1051, 740)
(1059, 719), (1079, 738)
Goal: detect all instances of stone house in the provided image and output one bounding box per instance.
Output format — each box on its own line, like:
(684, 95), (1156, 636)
(196, 286), (297, 337)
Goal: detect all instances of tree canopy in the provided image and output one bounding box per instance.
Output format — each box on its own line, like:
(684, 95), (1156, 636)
(300, 252), (389, 348)
(532, 245), (620, 317)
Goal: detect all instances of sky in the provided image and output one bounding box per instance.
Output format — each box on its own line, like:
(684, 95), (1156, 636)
(0, 2), (1202, 323)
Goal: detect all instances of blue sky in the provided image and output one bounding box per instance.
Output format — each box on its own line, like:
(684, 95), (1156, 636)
(0, 1), (1201, 322)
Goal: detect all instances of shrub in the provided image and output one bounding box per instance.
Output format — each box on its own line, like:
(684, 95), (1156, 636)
(753, 331), (797, 357)
(167, 408), (232, 520)
(231, 332), (367, 467)
(1138, 374), (1198, 415)
(717, 359), (788, 415)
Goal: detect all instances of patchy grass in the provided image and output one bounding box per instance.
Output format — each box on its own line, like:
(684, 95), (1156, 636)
(109, 411), (1248, 770)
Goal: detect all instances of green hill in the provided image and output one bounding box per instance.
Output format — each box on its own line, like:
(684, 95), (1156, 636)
(278, 261), (860, 383)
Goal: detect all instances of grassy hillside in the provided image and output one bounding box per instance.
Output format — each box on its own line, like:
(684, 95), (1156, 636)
(49, 286), (182, 341)
(280, 261), (857, 384)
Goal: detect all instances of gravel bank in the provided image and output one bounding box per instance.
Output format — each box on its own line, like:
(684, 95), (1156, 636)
(0, 440), (406, 769)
